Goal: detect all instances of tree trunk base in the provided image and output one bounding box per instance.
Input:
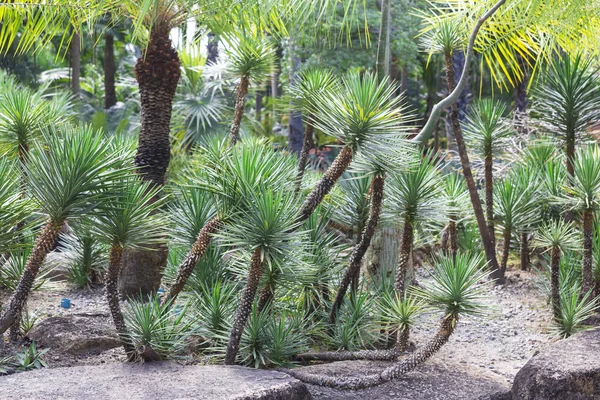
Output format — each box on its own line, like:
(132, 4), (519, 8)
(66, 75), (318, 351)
(119, 245), (167, 299)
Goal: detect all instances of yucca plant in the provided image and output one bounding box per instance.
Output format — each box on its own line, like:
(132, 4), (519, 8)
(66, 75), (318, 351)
(224, 33), (276, 145)
(462, 99), (513, 248)
(193, 280), (238, 348)
(286, 251), (490, 389)
(533, 220), (580, 318)
(378, 292), (427, 354)
(553, 287), (600, 338)
(0, 159), (31, 253)
(0, 246), (53, 292)
(88, 177), (167, 359)
(289, 68), (339, 191)
(441, 172), (470, 259)
(0, 126), (130, 335)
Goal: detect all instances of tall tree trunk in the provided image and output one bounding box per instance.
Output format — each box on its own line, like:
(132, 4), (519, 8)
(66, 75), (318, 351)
(582, 210), (594, 295)
(500, 228), (511, 274)
(329, 175), (385, 324)
(484, 154), (495, 248)
(225, 248), (264, 364)
(206, 32), (219, 65)
(71, 31), (81, 96)
(162, 217), (221, 305)
(295, 122), (315, 193)
(0, 221), (63, 334)
(376, 0), (391, 81)
(296, 146), (353, 225)
(444, 52), (503, 283)
(106, 245), (135, 358)
(452, 51), (470, 121)
(119, 23), (181, 298)
(550, 246), (561, 319)
(520, 232), (529, 271)
(394, 219), (413, 296)
(104, 33), (117, 109)
(228, 76), (249, 146)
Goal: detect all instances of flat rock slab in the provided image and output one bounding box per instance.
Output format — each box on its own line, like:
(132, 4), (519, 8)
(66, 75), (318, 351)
(0, 362), (312, 400)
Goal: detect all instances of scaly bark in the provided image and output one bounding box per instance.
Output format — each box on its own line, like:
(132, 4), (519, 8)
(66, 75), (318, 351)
(0, 221), (63, 334)
(394, 219), (414, 296)
(520, 232), (529, 271)
(225, 248), (264, 364)
(484, 154), (495, 248)
(229, 75), (250, 146)
(500, 228), (511, 274)
(295, 122), (315, 194)
(444, 52), (503, 283)
(329, 175), (385, 325)
(582, 210), (594, 295)
(297, 348), (400, 362)
(106, 245), (135, 358)
(550, 246), (561, 319)
(256, 281), (274, 314)
(396, 326), (410, 353)
(286, 315), (456, 389)
(162, 217), (221, 305)
(104, 33), (117, 109)
(297, 146), (353, 225)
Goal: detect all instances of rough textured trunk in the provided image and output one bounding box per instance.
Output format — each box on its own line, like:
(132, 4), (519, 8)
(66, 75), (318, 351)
(500, 228), (511, 274)
(119, 24), (181, 298)
(484, 154), (495, 248)
(394, 219), (413, 296)
(71, 31), (80, 96)
(104, 33), (117, 109)
(396, 325), (409, 353)
(520, 232), (529, 271)
(550, 246), (561, 319)
(295, 122), (314, 194)
(329, 175), (385, 325)
(297, 146), (353, 225)
(0, 221), (63, 334)
(286, 315), (456, 389)
(162, 217), (221, 305)
(256, 282), (274, 314)
(448, 220), (457, 261)
(106, 245), (135, 358)
(229, 75), (249, 146)
(440, 224), (449, 254)
(297, 348), (400, 362)
(225, 248), (264, 365)
(444, 52), (503, 283)
(582, 210), (594, 295)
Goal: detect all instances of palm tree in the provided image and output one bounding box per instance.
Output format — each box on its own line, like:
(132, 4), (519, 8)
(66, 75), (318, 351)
(286, 251), (490, 389)
(0, 126), (130, 334)
(88, 177), (167, 359)
(221, 188), (303, 364)
(289, 68), (339, 192)
(533, 220), (580, 318)
(566, 146), (600, 295)
(462, 99), (513, 248)
(441, 172), (470, 259)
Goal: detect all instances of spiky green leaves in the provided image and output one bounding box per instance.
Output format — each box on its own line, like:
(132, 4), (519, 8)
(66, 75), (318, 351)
(290, 67), (339, 113)
(443, 172), (470, 221)
(495, 166), (539, 232)
(462, 99), (513, 158)
(224, 33), (276, 83)
(169, 187), (216, 247)
(553, 289), (600, 338)
(533, 220), (580, 253)
(0, 160), (31, 251)
(567, 146), (600, 212)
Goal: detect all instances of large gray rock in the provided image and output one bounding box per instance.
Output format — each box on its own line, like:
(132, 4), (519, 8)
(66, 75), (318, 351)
(28, 313), (121, 355)
(511, 327), (600, 399)
(0, 362), (312, 400)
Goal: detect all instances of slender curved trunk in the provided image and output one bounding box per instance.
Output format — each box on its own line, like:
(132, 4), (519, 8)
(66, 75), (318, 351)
(295, 122), (315, 194)
(448, 220), (457, 261)
(376, 0), (391, 81)
(444, 52), (503, 283)
(394, 219), (413, 296)
(297, 146), (353, 225)
(582, 210), (594, 295)
(225, 248), (264, 364)
(550, 246), (561, 319)
(520, 232), (529, 271)
(104, 33), (117, 109)
(297, 347), (400, 362)
(0, 221), (63, 334)
(229, 76), (250, 146)
(484, 154), (495, 248)
(329, 175), (385, 325)
(106, 245), (135, 358)
(286, 315), (456, 389)
(500, 228), (511, 274)
(119, 23), (181, 298)
(162, 217), (221, 305)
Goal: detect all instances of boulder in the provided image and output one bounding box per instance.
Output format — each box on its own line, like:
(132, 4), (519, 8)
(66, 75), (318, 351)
(0, 362), (312, 400)
(511, 327), (600, 399)
(27, 313), (121, 355)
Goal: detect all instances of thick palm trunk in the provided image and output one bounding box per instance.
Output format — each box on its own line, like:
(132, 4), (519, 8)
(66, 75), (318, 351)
(229, 76), (250, 146)
(329, 175), (385, 325)
(295, 122), (315, 194)
(104, 33), (117, 109)
(520, 232), (529, 271)
(119, 24), (180, 298)
(396, 326), (409, 352)
(448, 220), (457, 261)
(225, 248), (264, 365)
(0, 221), (63, 334)
(444, 52), (503, 283)
(297, 347), (400, 362)
(287, 315), (456, 389)
(484, 154), (495, 248)
(106, 245), (135, 358)
(582, 210), (594, 295)
(297, 146), (353, 225)
(394, 219), (413, 296)
(256, 282), (274, 314)
(550, 246), (561, 319)
(162, 217), (221, 305)
(500, 228), (511, 274)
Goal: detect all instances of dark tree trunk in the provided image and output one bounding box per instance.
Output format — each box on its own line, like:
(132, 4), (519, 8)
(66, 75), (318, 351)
(484, 154), (495, 248)
(225, 248), (264, 365)
(440, 224), (449, 254)
(444, 52), (503, 283)
(295, 122), (315, 193)
(104, 33), (117, 109)
(256, 282), (274, 314)
(329, 175), (385, 325)
(229, 75), (249, 146)
(71, 31), (81, 96)
(500, 228), (511, 274)
(394, 219), (413, 296)
(296, 146), (353, 225)
(376, 0), (391, 81)
(119, 23), (181, 298)
(452, 51), (470, 121)
(520, 232), (529, 271)
(550, 246), (561, 319)
(106, 245), (135, 358)
(206, 32), (219, 65)
(162, 217), (221, 305)
(582, 210), (594, 295)
(0, 221), (63, 334)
